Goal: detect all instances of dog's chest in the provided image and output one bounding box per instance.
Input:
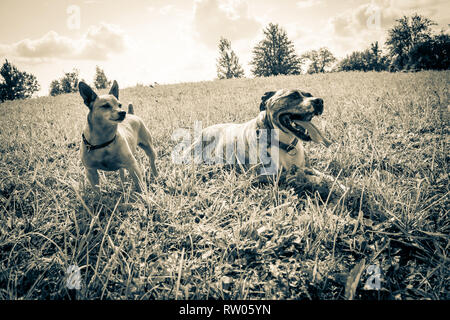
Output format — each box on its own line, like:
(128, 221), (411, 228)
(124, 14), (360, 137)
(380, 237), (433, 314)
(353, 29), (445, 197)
(221, 124), (307, 170)
(277, 146), (306, 170)
(82, 148), (122, 171)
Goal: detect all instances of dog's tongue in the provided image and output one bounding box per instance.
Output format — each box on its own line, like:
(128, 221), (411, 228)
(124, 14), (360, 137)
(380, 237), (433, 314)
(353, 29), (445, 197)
(294, 121), (332, 147)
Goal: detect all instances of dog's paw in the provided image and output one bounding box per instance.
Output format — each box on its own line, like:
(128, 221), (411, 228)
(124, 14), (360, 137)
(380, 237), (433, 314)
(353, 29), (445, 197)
(285, 167), (317, 185)
(304, 174), (323, 185)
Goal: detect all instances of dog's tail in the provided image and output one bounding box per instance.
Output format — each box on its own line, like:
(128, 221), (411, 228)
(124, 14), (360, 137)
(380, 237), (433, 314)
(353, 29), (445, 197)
(128, 103), (134, 115)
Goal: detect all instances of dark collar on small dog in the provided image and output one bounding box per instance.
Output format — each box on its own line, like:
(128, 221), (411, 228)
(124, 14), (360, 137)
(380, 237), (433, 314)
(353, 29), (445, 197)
(82, 133), (116, 152)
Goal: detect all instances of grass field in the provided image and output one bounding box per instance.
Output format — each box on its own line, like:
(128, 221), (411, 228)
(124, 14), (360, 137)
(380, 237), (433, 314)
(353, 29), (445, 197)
(0, 71), (448, 300)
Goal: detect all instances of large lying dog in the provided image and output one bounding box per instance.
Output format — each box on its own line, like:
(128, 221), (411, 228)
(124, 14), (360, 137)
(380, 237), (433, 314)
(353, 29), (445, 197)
(183, 89), (345, 190)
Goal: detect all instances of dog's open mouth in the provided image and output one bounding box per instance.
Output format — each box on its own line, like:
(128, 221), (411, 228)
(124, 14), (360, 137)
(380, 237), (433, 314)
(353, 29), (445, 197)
(279, 113), (331, 147)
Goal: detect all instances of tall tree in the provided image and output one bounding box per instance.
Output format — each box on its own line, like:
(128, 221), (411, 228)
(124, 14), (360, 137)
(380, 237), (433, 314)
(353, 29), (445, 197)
(0, 59), (40, 102)
(216, 37), (245, 79)
(385, 14), (436, 70)
(302, 47), (336, 74)
(93, 66), (111, 89)
(250, 23), (301, 77)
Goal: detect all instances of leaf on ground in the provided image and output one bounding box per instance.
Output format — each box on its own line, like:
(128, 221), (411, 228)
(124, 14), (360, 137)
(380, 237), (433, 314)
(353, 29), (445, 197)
(221, 276), (233, 291)
(269, 263), (280, 278)
(344, 258), (366, 300)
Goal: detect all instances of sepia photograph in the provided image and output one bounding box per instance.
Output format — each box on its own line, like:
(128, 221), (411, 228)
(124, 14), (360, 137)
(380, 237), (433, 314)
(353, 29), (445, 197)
(0, 0), (448, 310)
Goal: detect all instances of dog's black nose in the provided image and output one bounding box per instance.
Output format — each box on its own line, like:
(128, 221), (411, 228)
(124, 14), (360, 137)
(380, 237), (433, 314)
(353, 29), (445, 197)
(118, 111), (126, 120)
(311, 98), (323, 115)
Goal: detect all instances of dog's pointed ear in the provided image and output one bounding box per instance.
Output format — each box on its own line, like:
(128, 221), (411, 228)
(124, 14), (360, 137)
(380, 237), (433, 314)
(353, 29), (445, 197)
(109, 80), (119, 99)
(79, 82), (97, 108)
(260, 91), (276, 111)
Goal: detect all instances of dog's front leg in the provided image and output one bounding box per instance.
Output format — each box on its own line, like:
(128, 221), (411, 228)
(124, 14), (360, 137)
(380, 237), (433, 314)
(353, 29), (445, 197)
(86, 167), (100, 193)
(149, 154), (158, 178)
(119, 168), (126, 188)
(127, 161), (146, 193)
(306, 167), (348, 192)
(285, 166), (327, 186)
(139, 143), (158, 178)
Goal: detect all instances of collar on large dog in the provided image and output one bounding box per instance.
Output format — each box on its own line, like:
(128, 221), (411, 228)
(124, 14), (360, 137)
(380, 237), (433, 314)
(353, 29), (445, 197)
(82, 133), (116, 152)
(278, 138), (298, 154)
(261, 112), (299, 155)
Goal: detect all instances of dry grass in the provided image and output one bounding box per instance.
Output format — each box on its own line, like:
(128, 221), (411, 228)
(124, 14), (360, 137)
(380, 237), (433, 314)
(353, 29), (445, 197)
(0, 71), (448, 300)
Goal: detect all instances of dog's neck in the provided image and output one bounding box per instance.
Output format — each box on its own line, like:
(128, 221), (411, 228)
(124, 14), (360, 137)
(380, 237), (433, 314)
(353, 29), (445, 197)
(262, 111), (274, 129)
(84, 113), (118, 145)
(259, 111), (298, 154)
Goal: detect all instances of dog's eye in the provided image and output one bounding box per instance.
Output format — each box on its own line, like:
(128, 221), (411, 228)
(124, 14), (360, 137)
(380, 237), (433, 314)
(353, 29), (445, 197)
(101, 104), (111, 109)
(118, 104), (122, 108)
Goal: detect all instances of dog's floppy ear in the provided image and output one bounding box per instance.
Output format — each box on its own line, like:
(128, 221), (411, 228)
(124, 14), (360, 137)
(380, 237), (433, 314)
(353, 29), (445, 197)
(109, 80), (119, 99)
(260, 91), (276, 111)
(79, 82), (97, 108)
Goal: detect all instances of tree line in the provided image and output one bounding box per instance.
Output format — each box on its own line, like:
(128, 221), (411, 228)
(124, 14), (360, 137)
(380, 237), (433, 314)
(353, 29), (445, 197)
(217, 14), (449, 78)
(0, 62), (112, 103)
(49, 66), (111, 96)
(0, 14), (448, 102)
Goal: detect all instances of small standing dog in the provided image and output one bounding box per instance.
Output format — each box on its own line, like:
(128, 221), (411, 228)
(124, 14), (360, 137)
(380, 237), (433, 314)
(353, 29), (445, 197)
(184, 89), (345, 189)
(78, 80), (158, 193)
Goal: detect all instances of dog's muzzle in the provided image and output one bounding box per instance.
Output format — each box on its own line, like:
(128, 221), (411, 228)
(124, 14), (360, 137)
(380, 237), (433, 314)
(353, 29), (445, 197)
(117, 111), (126, 121)
(276, 97), (330, 146)
(311, 98), (323, 115)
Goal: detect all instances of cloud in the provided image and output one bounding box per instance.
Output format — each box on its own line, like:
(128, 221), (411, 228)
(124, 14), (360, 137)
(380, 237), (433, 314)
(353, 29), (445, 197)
(78, 24), (127, 60)
(321, 0), (449, 59)
(381, 0), (450, 25)
(159, 4), (175, 15)
(330, 3), (391, 38)
(296, 0), (322, 8)
(13, 31), (74, 59)
(0, 23), (127, 61)
(193, 0), (261, 49)
(330, 0), (449, 39)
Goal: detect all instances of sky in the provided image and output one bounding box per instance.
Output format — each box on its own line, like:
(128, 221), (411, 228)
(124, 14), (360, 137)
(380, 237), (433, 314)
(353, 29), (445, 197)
(0, 0), (449, 95)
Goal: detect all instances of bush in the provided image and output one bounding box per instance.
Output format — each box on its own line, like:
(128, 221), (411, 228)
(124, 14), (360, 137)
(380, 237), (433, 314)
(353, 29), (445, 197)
(0, 59), (40, 102)
(406, 33), (450, 70)
(49, 80), (63, 97)
(302, 47), (336, 74)
(338, 42), (389, 72)
(49, 69), (79, 96)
